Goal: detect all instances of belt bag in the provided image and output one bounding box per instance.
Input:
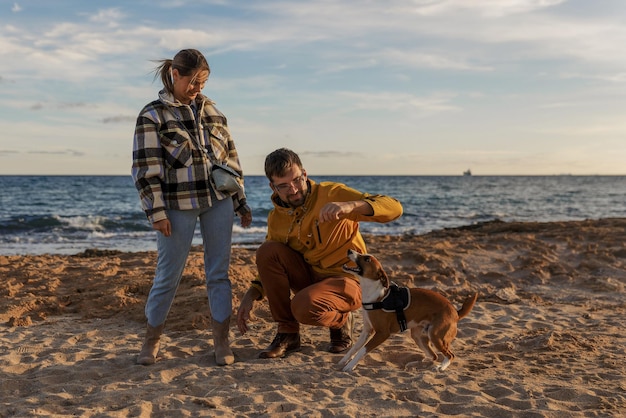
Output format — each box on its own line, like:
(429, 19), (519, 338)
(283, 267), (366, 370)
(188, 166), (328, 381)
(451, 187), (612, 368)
(211, 163), (241, 193)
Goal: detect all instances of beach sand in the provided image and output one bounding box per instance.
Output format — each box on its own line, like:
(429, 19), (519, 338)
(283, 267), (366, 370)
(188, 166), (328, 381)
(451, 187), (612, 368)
(1, 219), (625, 417)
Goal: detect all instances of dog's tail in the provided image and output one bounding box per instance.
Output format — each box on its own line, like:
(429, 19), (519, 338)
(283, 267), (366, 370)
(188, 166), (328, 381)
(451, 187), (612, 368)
(457, 293), (478, 320)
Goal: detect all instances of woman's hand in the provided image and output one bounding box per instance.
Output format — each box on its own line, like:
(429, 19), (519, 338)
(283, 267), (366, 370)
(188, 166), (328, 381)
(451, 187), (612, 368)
(240, 211), (252, 228)
(152, 219), (172, 236)
(237, 204), (253, 228)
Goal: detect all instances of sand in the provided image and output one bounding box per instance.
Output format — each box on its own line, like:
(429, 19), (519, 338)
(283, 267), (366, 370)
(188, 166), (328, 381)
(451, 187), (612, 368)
(1, 218), (625, 417)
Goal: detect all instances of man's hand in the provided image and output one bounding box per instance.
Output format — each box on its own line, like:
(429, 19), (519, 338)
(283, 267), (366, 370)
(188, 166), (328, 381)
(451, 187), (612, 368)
(152, 219), (171, 236)
(318, 200), (374, 223)
(237, 287), (261, 334)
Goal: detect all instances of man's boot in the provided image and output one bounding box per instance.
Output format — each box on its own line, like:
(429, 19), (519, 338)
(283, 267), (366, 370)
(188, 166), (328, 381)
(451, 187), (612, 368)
(258, 332), (301, 359)
(211, 318), (235, 366)
(137, 323), (164, 365)
(329, 312), (353, 353)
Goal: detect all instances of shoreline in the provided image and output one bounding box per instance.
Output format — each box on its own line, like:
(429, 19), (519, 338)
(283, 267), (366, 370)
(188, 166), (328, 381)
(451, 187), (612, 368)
(3, 217), (625, 258)
(1, 218), (625, 416)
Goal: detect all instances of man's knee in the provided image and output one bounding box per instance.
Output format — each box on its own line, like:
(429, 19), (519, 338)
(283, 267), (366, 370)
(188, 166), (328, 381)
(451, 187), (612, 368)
(291, 291), (315, 324)
(256, 240), (289, 265)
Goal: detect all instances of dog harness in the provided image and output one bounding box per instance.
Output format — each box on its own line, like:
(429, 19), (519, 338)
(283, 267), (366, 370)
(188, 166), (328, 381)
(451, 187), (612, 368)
(362, 282), (411, 332)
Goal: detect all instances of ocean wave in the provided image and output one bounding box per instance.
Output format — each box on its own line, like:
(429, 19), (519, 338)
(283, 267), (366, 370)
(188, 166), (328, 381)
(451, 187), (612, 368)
(2, 175), (625, 255)
(57, 214), (107, 231)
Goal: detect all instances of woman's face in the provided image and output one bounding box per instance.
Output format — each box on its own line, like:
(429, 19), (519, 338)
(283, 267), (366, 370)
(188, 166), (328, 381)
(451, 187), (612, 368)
(172, 69), (209, 104)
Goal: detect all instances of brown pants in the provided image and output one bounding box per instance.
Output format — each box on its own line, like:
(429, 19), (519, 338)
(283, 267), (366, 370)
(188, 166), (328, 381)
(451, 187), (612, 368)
(256, 241), (361, 334)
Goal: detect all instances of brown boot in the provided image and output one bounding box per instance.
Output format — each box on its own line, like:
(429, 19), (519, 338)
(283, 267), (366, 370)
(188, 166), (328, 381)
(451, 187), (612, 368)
(259, 332), (301, 359)
(329, 312), (353, 353)
(137, 323), (164, 365)
(211, 318), (234, 366)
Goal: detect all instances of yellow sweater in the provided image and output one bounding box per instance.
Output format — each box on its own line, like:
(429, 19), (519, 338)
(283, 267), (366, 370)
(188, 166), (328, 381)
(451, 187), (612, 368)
(266, 179), (403, 277)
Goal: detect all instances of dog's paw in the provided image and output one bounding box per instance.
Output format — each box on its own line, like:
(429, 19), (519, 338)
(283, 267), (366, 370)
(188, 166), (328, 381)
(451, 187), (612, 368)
(434, 362), (451, 372)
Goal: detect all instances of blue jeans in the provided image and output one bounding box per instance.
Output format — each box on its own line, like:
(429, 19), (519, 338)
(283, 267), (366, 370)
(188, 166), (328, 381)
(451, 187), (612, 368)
(145, 198), (234, 326)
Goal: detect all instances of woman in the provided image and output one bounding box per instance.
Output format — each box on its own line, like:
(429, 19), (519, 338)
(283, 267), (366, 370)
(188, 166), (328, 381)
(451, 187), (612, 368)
(132, 49), (252, 366)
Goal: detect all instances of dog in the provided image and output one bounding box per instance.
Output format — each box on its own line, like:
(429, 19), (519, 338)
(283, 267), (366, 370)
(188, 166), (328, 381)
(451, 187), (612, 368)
(338, 249), (477, 372)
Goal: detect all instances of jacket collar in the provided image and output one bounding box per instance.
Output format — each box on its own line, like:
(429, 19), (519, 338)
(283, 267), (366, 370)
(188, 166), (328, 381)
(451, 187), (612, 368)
(158, 89), (213, 109)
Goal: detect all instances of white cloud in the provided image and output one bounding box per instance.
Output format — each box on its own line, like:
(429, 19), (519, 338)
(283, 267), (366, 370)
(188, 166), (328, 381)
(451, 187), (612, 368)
(380, 49), (493, 72)
(411, 0), (566, 17)
(338, 91), (460, 115)
(87, 8), (125, 25)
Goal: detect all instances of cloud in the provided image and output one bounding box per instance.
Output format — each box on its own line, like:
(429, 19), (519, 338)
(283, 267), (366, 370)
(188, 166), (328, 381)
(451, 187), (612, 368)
(556, 71), (626, 84)
(11, 3), (21, 13)
(0, 150), (19, 155)
(87, 8), (125, 24)
(380, 49), (493, 72)
(318, 49), (492, 75)
(3, 0), (624, 88)
(411, 0), (566, 17)
(102, 115), (136, 124)
(29, 102), (93, 111)
(338, 91), (460, 115)
(301, 150), (363, 159)
(59, 102), (92, 109)
(27, 149), (85, 157)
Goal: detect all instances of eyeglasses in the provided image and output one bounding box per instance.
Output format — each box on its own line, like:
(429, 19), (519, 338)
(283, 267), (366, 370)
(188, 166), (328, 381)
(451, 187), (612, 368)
(273, 174), (306, 193)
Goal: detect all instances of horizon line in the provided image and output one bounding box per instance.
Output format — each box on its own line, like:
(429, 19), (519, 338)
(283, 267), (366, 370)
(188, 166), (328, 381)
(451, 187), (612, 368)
(1, 173), (626, 177)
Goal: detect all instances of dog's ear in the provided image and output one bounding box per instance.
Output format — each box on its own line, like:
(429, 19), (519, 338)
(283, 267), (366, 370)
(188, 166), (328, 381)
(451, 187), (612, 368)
(378, 268), (390, 288)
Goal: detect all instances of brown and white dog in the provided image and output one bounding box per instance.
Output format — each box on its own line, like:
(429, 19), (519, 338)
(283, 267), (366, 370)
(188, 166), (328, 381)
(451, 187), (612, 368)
(338, 249), (477, 372)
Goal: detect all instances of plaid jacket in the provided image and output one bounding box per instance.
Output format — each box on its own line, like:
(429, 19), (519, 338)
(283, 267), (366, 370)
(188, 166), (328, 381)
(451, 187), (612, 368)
(132, 90), (247, 223)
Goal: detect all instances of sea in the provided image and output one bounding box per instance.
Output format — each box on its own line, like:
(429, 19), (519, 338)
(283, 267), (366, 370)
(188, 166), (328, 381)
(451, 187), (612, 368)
(1, 175), (625, 256)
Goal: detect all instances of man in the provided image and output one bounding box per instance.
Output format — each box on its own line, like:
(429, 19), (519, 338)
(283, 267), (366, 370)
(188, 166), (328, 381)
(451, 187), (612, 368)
(236, 148), (403, 358)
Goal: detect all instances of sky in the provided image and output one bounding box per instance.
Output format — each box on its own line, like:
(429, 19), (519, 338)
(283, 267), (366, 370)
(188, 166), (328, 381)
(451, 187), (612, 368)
(1, 0), (625, 176)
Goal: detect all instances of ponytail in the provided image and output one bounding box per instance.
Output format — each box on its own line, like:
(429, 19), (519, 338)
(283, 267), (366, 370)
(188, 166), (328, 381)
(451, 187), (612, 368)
(152, 59), (174, 94)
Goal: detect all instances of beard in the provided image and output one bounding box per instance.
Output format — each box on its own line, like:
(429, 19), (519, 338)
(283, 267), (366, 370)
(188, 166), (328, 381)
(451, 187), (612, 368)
(285, 185), (309, 208)
(287, 194), (306, 207)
